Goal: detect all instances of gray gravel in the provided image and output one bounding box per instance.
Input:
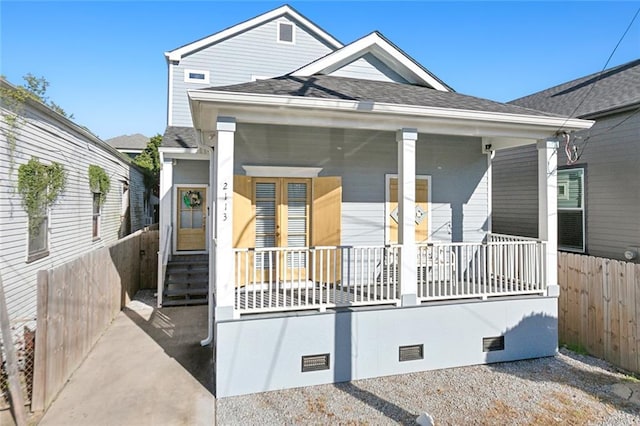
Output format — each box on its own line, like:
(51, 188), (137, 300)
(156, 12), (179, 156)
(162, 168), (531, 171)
(216, 349), (640, 425)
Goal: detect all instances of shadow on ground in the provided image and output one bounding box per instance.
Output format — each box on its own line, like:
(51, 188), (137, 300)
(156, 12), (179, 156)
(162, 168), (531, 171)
(123, 294), (214, 395)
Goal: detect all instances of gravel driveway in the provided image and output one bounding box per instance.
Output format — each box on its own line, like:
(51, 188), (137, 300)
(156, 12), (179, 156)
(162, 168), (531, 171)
(217, 349), (640, 425)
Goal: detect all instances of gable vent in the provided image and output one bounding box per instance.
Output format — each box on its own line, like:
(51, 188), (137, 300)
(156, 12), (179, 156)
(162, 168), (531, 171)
(301, 354), (330, 372)
(399, 344), (424, 362)
(483, 336), (505, 352)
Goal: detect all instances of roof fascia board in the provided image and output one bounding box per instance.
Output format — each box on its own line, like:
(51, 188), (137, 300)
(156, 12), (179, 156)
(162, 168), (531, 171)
(291, 33), (449, 92)
(165, 5), (342, 61)
(188, 89), (594, 137)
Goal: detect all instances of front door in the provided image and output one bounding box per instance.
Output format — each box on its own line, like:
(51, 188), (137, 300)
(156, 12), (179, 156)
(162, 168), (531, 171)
(254, 178), (310, 282)
(176, 186), (207, 251)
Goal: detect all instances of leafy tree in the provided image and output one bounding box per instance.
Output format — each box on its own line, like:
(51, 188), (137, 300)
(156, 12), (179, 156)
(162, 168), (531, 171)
(20, 73), (74, 119)
(133, 134), (162, 195)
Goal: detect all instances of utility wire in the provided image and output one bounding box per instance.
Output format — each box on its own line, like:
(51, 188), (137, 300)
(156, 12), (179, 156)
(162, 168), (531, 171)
(574, 105), (640, 161)
(559, 7), (640, 132)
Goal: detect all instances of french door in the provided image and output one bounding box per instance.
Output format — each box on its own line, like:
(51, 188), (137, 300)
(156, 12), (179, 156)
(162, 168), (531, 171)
(254, 178), (310, 282)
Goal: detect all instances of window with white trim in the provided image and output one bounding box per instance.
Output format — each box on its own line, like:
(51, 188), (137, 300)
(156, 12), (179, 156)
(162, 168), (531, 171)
(277, 21), (295, 44)
(184, 69), (210, 84)
(92, 193), (101, 239)
(28, 209), (49, 260)
(557, 168), (585, 252)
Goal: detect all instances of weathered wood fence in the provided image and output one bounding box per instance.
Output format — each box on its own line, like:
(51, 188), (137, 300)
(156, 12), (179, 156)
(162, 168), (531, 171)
(31, 227), (159, 412)
(558, 252), (640, 373)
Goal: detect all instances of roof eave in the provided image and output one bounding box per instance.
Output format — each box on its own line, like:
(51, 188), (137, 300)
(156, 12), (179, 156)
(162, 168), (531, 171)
(188, 89), (594, 139)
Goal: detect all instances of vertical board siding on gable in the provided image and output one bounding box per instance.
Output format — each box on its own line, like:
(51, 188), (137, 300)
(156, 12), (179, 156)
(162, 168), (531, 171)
(233, 124), (488, 247)
(328, 53), (408, 83)
(170, 17), (335, 127)
(0, 103), (137, 329)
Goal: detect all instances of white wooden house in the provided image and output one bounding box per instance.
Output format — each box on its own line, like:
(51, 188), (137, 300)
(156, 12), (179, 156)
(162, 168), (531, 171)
(0, 78), (146, 342)
(158, 5), (593, 397)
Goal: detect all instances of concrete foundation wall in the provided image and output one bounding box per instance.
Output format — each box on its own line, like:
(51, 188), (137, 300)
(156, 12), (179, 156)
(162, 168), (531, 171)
(216, 297), (557, 397)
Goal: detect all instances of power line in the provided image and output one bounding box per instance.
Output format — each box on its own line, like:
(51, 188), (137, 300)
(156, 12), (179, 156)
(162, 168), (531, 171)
(558, 6), (640, 134)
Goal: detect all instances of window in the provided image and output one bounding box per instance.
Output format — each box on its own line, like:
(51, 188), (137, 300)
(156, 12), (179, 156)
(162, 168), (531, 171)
(277, 21), (295, 44)
(184, 69), (210, 84)
(93, 193), (101, 239)
(557, 168), (585, 252)
(28, 211), (48, 261)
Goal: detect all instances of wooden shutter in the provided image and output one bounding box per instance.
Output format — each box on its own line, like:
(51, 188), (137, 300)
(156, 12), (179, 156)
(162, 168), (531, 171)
(312, 177), (341, 285)
(233, 175), (254, 287)
(312, 177), (341, 246)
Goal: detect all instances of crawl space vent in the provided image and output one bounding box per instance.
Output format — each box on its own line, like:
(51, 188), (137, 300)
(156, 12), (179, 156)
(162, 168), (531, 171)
(483, 336), (505, 352)
(301, 354), (330, 372)
(399, 344), (424, 362)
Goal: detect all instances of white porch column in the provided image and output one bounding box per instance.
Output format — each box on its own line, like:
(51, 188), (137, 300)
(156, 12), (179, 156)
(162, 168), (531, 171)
(213, 117), (236, 320)
(397, 128), (418, 306)
(537, 139), (560, 297)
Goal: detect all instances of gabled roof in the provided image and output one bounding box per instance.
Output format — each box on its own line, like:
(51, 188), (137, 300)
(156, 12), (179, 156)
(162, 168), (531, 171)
(204, 74), (551, 116)
(291, 32), (453, 92)
(165, 4), (343, 62)
(510, 58), (640, 118)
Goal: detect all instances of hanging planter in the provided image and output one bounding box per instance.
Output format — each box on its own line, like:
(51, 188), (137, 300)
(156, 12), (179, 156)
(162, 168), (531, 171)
(183, 190), (202, 208)
(88, 165), (110, 204)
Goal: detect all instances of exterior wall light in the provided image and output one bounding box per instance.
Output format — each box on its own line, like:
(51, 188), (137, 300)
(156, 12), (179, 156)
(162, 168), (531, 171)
(624, 247), (639, 261)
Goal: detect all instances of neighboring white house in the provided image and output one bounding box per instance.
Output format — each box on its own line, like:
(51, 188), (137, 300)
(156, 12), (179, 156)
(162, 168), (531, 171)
(493, 59), (640, 262)
(159, 4), (593, 397)
(0, 78), (146, 344)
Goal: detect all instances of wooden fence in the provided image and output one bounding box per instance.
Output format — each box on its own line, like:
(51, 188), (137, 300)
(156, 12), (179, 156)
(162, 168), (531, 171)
(558, 252), (640, 373)
(31, 227), (159, 412)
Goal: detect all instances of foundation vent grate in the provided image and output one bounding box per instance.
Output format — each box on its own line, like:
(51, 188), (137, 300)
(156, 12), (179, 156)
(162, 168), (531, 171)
(301, 354), (330, 372)
(399, 344), (424, 362)
(483, 336), (505, 352)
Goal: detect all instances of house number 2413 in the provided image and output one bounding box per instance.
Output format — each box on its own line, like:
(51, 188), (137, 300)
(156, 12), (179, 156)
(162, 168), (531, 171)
(222, 182), (229, 221)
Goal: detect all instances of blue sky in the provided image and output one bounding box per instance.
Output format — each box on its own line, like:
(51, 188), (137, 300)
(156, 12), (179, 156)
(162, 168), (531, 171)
(2, 1), (639, 140)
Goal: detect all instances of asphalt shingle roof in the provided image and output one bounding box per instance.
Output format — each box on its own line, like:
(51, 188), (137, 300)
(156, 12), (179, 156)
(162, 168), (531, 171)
(162, 126), (198, 148)
(106, 133), (149, 150)
(510, 59), (640, 118)
(206, 75), (558, 117)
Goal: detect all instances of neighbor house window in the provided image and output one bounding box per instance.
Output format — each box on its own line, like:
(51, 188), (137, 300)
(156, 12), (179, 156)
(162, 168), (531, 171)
(184, 69), (210, 84)
(277, 21), (295, 44)
(93, 193), (101, 239)
(28, 209), (49, 260)
(557, 168), (585, 252)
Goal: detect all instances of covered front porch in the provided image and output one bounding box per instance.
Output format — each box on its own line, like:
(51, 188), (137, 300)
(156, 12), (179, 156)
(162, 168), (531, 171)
(155, 75), (593, 397)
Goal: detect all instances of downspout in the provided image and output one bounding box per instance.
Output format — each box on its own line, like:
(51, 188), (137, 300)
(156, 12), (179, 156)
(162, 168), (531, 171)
(201, 139), (215, 346)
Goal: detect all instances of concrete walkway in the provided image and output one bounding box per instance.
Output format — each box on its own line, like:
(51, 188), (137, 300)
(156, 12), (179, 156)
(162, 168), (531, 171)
(39, 293), (214, 426)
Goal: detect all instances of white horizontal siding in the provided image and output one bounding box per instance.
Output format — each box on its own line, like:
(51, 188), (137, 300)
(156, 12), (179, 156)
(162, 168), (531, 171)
(0, 103), (142, 327)
(170, 16), (335, 127)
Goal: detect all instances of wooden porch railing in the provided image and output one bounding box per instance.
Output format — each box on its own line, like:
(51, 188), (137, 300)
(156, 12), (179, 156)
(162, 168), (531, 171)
(157, 224), (172, 308)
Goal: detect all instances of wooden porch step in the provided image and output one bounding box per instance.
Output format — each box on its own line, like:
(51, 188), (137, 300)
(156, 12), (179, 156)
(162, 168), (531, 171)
(161, 297), (208, 307)
(166, 276), (208, 286)
(164, 287), (208, 297)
